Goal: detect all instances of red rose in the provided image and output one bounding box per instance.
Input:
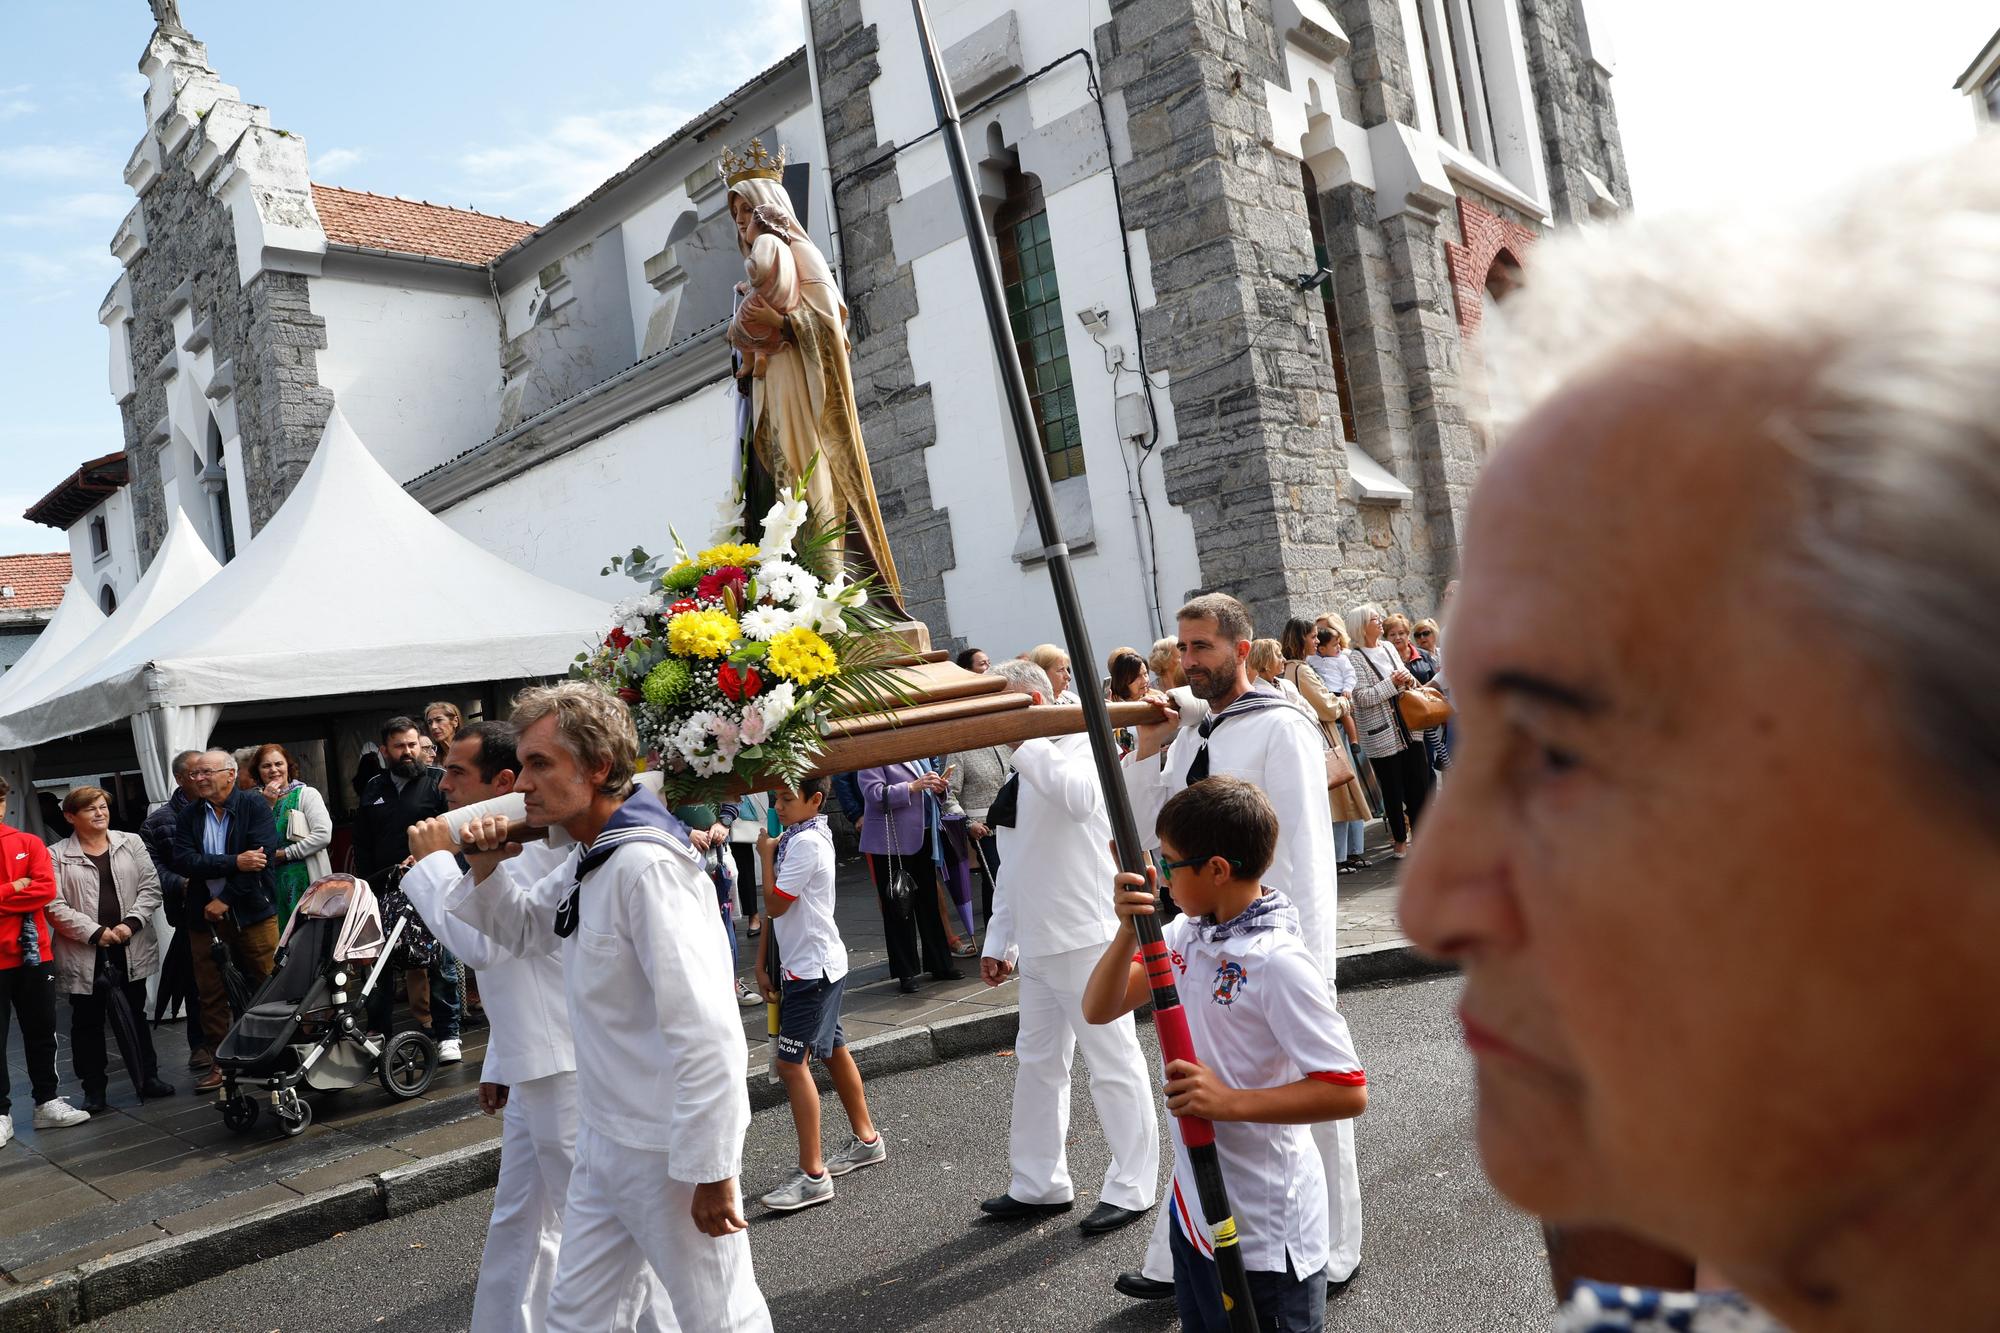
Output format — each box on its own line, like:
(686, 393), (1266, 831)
(696, 566), (749, 603)
(716, 662), (764, 703)
(605, 627), (632, 652)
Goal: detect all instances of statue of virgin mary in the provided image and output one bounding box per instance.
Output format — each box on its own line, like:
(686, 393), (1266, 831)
(724, 141), (902, 603)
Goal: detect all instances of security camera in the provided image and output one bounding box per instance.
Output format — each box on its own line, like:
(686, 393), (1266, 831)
(1076, 305), (1110, 336)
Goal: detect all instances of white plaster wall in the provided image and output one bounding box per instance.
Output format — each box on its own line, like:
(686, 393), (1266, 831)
(314, 275), (503, 483)
(906, 169), (1200, 663)
(619, 184), (696, 355)
(67, 492), (143, 609)
(437, 380), (739, 598)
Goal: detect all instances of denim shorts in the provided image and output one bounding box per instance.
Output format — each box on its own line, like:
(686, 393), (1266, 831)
(775, 974), (847, 1064)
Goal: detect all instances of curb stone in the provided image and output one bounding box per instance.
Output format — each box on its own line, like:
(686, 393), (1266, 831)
(380, 1141), (505, 1218)
(74, 1178), (382, 1322)
(0, 1274), (79, 1333)
(14, 944), (1444, 1324)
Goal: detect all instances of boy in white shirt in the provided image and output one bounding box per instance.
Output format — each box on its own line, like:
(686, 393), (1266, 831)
(1083, 777), (1368, 1333)
(752, 776), (885, 1212)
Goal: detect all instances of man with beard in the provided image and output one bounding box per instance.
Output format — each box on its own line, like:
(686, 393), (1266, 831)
(423, 682), (769, 1331)
(354, 716), (462, 1064)
(1111, 593), (1362, 1301)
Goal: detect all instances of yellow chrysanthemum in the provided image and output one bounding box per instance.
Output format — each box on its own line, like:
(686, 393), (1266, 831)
(696, 542), (761, 569)
(766, 626), (840, 685)
(667, 608), (740, 660)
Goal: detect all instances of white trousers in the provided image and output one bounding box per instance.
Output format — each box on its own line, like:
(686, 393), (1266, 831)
(1009, 943), (1159, 1211)
(1139, 978), (1363, 1284)
(547, 1125), (771, 1333)
(474, 1073), (672, 1333)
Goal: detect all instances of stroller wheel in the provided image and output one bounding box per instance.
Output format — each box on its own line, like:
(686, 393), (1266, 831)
(274, 1091), (312, 1138)
(379, 1030), (439, 1100)
(220, 1095), (260, 1133)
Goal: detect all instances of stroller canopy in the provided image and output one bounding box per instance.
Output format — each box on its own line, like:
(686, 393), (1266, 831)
(280, 875), (386, 962)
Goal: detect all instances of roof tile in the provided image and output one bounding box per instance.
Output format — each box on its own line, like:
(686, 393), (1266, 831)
(311, 184), (537, 266)
(0, 554), (73, 612)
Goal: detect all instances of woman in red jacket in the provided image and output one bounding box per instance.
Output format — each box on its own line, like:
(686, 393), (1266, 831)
(0, 776), (91, 1144)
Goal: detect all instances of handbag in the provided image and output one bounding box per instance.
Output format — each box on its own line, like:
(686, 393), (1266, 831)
(287, 806), (310, 840)
(1280, 662), (1357, 790)
(1397, 684), (1453, 731)
(881, 782), (917, 922)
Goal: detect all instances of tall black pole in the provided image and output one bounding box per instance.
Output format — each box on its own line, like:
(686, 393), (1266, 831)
(904, 5), (1259, 1326)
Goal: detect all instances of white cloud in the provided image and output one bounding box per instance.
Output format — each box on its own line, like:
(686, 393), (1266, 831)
(0, 98), (35, 120)
(0, 144), (105, 179)
(312, 146), (366, 179)
(456, 103), (696, 216)
(0, 192), (131, 228)
(650, 0), (805, 99)
(1, 245), (120, 304)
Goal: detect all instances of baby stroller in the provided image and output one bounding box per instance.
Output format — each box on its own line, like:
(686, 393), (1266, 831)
(213, 874), (439, 1137)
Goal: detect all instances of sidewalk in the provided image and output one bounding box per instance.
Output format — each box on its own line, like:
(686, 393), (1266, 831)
(1, 842), (1425, 1308)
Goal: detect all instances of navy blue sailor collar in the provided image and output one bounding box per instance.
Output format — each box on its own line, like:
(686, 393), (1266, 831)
(555, 783), (693, 938)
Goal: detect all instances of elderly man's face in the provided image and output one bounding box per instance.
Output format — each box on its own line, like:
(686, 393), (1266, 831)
(1398, 365), (2000, 1270)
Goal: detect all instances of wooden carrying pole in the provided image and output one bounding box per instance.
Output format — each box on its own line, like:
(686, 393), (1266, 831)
(903, 4), (1260, 1326)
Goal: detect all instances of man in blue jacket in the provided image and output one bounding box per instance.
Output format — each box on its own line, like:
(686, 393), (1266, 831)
(171, 750), (279, 1091)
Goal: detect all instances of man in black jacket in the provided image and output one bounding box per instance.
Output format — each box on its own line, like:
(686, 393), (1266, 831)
(353, 717), (462, 1062)
(171, 750), (280, 1091)
(140, 750), (207, 1069)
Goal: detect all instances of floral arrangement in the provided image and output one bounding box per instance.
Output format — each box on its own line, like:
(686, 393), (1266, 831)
(574, 478), (902, 803)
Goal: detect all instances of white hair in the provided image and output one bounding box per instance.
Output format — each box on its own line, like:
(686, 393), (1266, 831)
(1495, 137), (2000, 823)
(1344, 603), (1385, 643)
(990, 657), (1052, 701)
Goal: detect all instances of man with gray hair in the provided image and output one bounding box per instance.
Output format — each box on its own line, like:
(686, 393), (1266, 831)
(974, 658), (1158, 1235)
(417, 682), (769, 1331)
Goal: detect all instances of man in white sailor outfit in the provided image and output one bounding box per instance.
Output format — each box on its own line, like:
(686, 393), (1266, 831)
(430, 682), (770, 1333)
(1113, 593), (1363, 1300)
(975, 659), (1158, 1234)
(403, 721), (668, 1333)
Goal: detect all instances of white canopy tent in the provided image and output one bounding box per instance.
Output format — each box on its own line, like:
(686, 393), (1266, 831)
(0, 579), (106, 711)
(0, 408), (612, 801)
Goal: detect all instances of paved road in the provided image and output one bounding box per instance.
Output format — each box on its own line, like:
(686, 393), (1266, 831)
(81, 973), (1554, 1332)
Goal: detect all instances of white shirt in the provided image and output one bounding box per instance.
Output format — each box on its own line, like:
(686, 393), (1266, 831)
(985, 732), (1119, 965)
(1124, 696), (1342, 975)
(1160, 895), (1365, 1277)
(403, 842), (575, 1087)
(447, 831), (749, 1180)
(769, 822), (845, 983)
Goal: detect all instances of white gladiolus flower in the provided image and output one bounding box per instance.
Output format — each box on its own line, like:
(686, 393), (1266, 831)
(758, 495), (811, 557)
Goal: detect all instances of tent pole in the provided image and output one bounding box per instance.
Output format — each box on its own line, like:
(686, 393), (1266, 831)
(902, 4), (1258, 1325)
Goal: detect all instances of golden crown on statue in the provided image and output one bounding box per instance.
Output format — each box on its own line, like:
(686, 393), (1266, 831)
(720, 137), (788, 186)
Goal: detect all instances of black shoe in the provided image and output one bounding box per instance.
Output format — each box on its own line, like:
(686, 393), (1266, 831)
(1114, 1271), (1175, 1300)
(897, 977), (920, 994)
(1079, 1201), (1144, 1235)
(978, 1193), (1073, 1220)
(140, 1078), (176, 1099)
(932, 968), (965, 982)
(80, 1096), (112, 1115)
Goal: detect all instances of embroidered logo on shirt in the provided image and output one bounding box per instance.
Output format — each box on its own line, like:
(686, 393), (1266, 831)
(1211, 960), (1248, 1006)
(1171, 948), (1186, 976)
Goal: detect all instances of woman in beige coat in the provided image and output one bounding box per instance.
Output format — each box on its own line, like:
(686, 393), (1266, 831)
(1278, 619), (1375, 833)
(46, 785), (172, 1111)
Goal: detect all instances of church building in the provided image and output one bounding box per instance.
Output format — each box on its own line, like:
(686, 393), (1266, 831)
(68, 0), (1626, 663)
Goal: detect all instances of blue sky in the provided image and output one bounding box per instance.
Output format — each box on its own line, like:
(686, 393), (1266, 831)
(0, 0), (1990, 557)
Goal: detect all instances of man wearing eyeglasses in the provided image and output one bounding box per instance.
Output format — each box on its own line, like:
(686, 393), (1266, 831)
(170, 750), (280, 1091)
(974, 658), (1158, 1238)
(1113, 592), (1363, 1302)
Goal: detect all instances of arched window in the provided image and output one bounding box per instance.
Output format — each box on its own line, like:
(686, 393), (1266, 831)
(993, 164), (1084, 481)
(200, 416), (235, 564)
(99, 583), (118, 615)
(1300, 164), (1359, 446)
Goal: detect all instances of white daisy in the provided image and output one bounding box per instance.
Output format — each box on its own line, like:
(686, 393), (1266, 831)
(739, 605), (801, 641)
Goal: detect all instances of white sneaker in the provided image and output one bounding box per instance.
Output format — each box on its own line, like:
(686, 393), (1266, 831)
(0, 1112), (12, 1147)
(437, 1039), (463, 1065)
(735, 979), (762, 1008)
(33, 1098), (90, 1130)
